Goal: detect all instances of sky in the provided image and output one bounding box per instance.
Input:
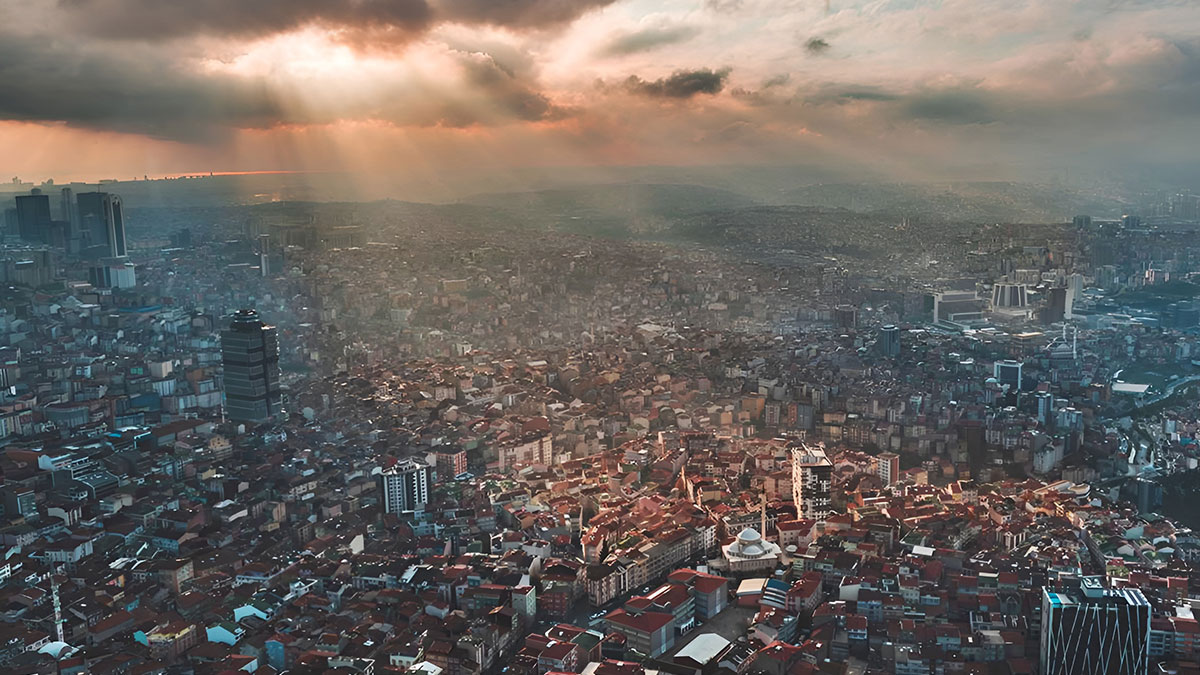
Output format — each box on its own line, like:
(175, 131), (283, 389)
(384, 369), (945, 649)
(2, 0), (1199, 185)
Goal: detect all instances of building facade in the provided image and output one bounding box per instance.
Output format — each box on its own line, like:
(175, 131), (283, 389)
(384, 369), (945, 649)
(378, 460), (432, 514)
(221, 309), (282, 423)
(1040, 577), (1150, 675)
(77, 191), (127, 259)
(791, 444), (832, 521)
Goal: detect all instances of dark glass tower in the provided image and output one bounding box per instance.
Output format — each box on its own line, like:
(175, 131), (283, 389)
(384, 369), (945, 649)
(76, 191), (127, 258)
(879, 324), (901, 357)
(15, 191), (52, 243)
(1040, 577), (1150, 675)
(221, 309), (282, 423)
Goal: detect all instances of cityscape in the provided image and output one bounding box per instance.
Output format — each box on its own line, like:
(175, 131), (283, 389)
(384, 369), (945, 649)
(3, 1), (1200, 674)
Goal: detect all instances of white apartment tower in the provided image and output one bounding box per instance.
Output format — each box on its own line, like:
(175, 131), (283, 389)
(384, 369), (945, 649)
(791, 443), (833, 521)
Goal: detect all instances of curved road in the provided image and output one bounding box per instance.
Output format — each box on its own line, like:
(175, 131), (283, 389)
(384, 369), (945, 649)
(1136, 375), (1200, 408)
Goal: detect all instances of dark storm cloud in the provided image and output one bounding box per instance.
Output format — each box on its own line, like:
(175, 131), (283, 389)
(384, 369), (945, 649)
(0, 30), (570, 137)
(624, 68), (731, 98)
(59, 0), (616, 41)
(601, 24), (701, 56)
(0, 34), (282, 139)
(448, 54), (569, 124)
(805, 37), (831, 54)
(435, 0), (618, 29)
(58, 0), (433, 41)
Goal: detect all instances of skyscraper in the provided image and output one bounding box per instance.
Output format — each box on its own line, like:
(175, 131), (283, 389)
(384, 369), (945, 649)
(221, 309), (282, 423)
(76, 191), (127, 258)
(1036, 391), (1055, 426)
(879, 324), (900, 357)
(59, 187), (78, 227)
(1044, 287), (1068, 324)
(1040, 577), (1150, 675)
(258, 233), (271, 277)
(15, 190), (52, 243)
(791, 443), (832, 521)
(377, 459), (432, 514)
(60, 187), (79, 251)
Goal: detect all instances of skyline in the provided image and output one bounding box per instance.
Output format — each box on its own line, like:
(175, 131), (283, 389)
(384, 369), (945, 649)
(3, 0), (1199, 185)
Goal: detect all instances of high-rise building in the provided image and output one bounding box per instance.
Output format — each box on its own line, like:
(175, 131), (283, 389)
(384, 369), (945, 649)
(791, 444), (832, 521)
(1044, 287), (1068, 324)
(60, 188), (79, 236)
(77, 191), (127, 258)
(377, 459), (432, 514)
(991, 283), (1028, 309)
(221, 309), (282, 423)
(1036, 391), (1055, 426)
(879, 324), (900, 357)
(994, 360), (1023, 391)
(1065, 273), (1083, 318)
(834, 304), (857, 330)
(258, 233), (271, 277)
(1040, 577), (1150, 675)
(876, 452), (900, 485)
(15, 190), (52, 243)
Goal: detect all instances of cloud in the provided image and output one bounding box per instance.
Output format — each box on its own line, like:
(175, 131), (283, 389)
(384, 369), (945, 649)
(448, 52), (569, 124)
(58, 0), (433, 42)
(901, 90), (997, 124)
(4, 0), (1200, 182)
(58, 0), (616, 43)
(0, 27), (571, 138)
(435, 0), (618, 29)
(805, 37), (831, 54)
(0, 33), (281, 139)
(624, 68), (731, 98)
(601, 24), (701, 56)
(762, 74), (791, 89)
(728, 74), (795, 105)
(704, 0), (743, 12)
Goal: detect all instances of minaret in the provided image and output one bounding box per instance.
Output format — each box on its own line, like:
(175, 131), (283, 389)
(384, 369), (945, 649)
(760, 494), (767, 539)
(51, 569), (64, 642)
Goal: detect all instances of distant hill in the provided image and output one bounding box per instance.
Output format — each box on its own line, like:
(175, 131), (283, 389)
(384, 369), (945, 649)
(779, 181), (1132, 223)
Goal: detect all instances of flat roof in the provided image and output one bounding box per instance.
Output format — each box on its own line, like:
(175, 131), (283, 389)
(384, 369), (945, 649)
(736, 578), (766, 595)
(675, 634), (730, 665)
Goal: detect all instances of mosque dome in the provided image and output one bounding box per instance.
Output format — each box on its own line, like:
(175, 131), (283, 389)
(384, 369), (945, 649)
(736, 528), (766, 557)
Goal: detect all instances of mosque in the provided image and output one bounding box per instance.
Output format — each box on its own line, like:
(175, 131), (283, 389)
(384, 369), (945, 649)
(720, 527), (782, 573)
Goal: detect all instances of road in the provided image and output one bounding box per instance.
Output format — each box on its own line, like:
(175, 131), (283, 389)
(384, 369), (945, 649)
(1136, 375), (1200, 408)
